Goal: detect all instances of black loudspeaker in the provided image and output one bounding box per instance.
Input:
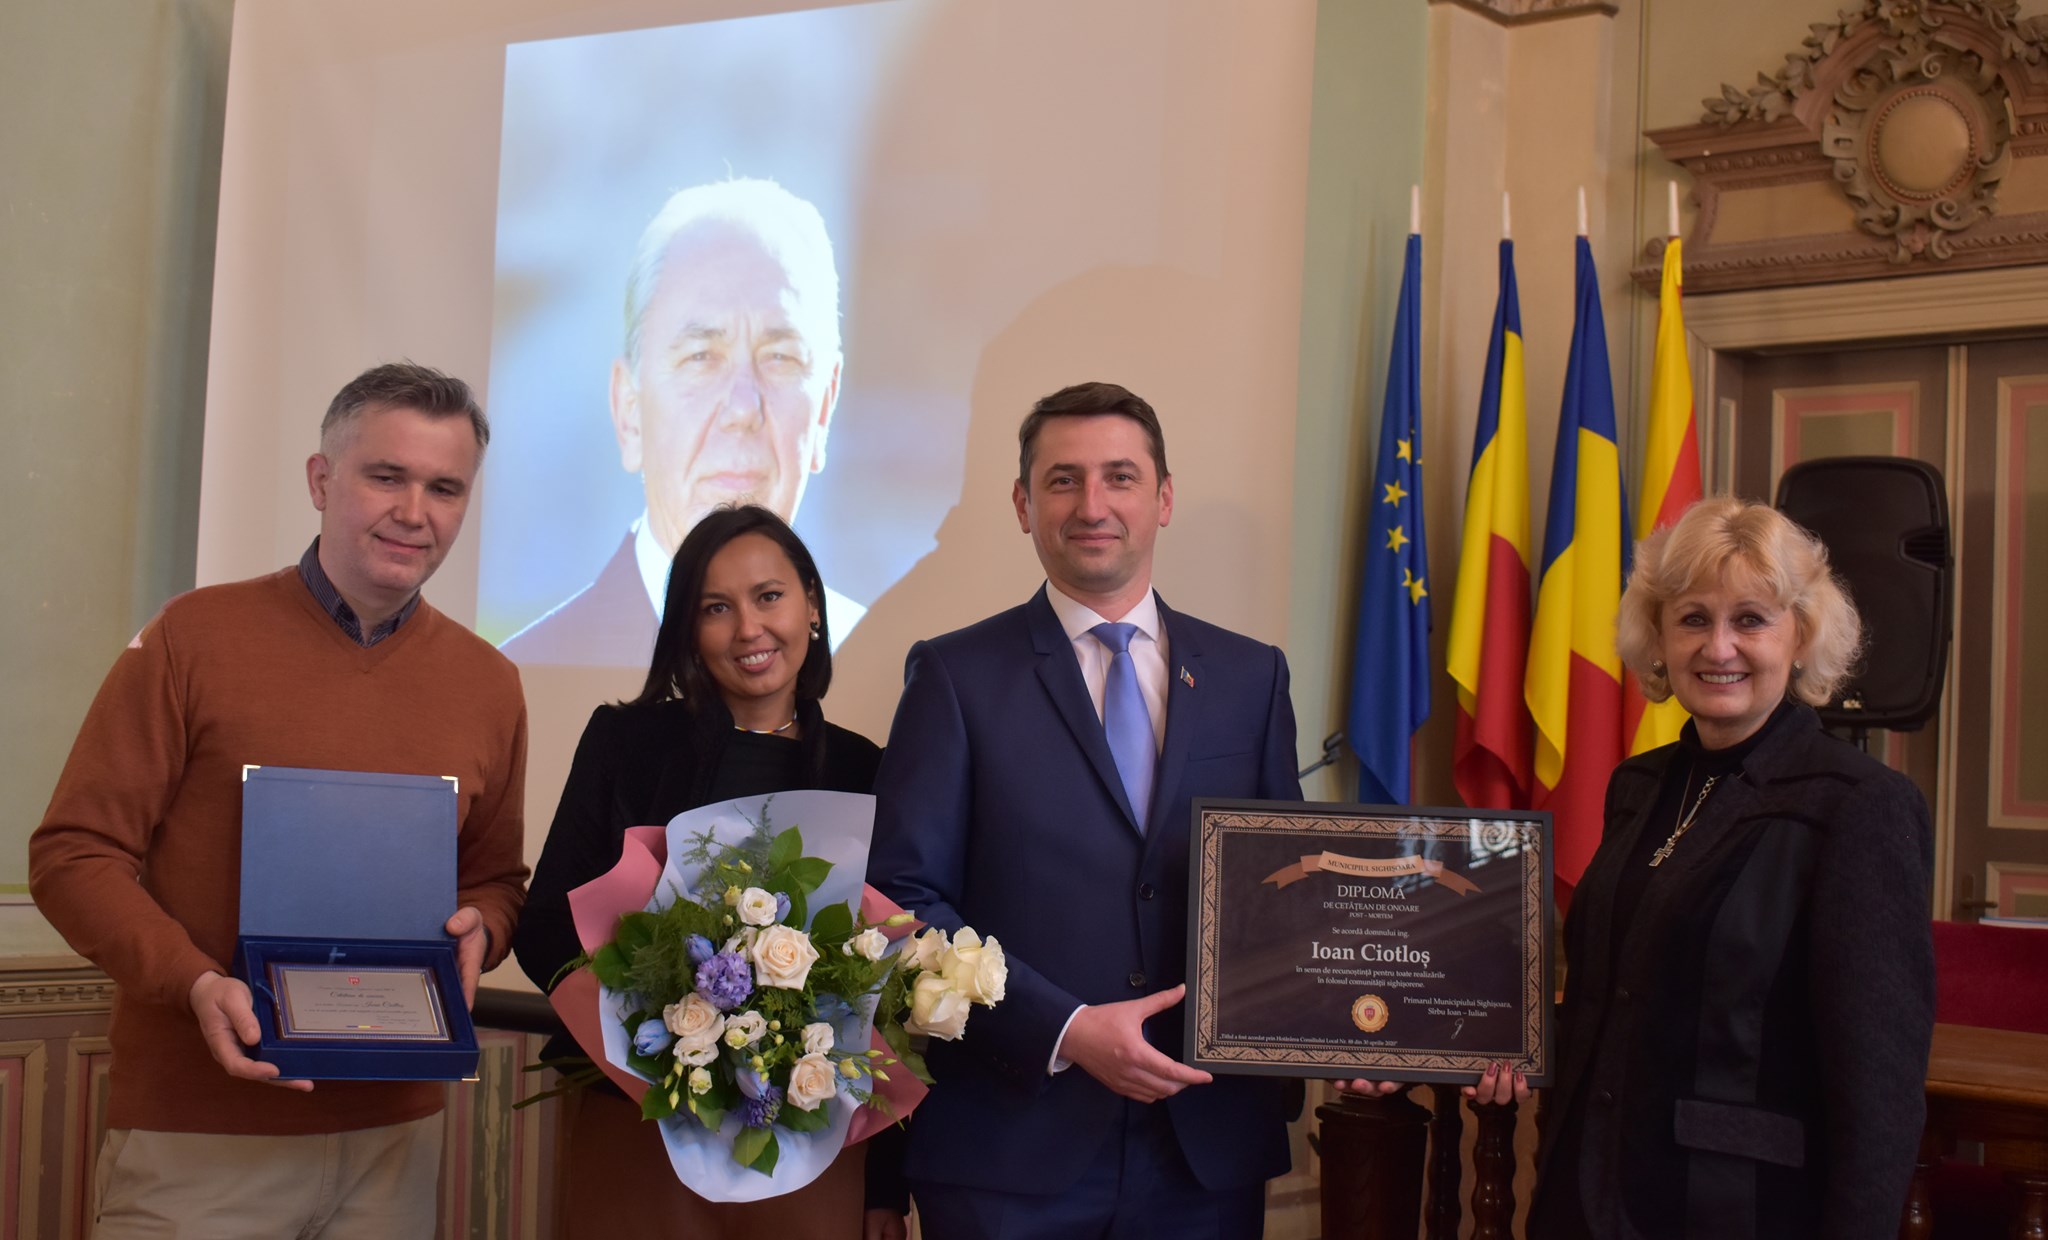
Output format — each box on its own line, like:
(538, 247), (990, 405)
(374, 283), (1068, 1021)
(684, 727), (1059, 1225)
(1774, 457), (1952, 731)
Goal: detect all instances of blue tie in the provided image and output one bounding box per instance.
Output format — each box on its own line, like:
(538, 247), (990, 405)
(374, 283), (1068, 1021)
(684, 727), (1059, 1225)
(1092, 622), (1156, 829)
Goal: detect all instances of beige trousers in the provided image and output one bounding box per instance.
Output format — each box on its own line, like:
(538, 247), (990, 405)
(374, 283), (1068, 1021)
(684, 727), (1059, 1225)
(92, 1113), (443, 1239)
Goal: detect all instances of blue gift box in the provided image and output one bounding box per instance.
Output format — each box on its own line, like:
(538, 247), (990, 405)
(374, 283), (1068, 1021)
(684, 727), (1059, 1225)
(235, 765), (480, 1081)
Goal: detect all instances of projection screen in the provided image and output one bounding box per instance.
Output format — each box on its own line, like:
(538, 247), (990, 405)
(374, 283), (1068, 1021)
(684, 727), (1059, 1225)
(197, 0), (1316, 982)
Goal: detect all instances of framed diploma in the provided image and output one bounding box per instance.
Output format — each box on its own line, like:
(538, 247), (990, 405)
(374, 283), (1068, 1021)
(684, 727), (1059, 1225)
(1187, 799), (1552, 1085)
(269, 963), (452, 1042)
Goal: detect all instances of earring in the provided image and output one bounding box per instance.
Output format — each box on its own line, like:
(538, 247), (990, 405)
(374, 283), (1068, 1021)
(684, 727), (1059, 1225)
(1792, 660), (1805, 678)
(809, 623), (821, 642)
(1650, 659), (1666, 677)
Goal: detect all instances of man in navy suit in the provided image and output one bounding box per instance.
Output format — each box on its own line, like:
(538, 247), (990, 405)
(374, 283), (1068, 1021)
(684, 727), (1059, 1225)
(869, 382), (1302, 1238)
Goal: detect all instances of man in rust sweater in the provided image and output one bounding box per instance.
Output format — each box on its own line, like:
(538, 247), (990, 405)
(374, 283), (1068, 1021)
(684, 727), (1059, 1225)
(29, 362), (529, 1238)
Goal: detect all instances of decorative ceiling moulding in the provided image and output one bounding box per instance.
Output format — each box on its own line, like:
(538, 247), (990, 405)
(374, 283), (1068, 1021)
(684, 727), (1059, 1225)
(1430, 0), (1619, 28)
(1637, 0), (2048, 293)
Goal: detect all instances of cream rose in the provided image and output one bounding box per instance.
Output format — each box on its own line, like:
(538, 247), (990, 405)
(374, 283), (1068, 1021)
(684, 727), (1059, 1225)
(904, 971), (973, 1040)
(787, 1052), (838, 1112)
(752, 924), (821, 990)
(801, 1022), (835, 1055)
(738, 887), (779, 927)
(850, 927), (889, 961)
(676, 1044), (717, 1068)
(723, 1010), (768, 1048)
(908, 927), (949, 972)
(941, 928), (1008, 1004)
(664, 994), (726, 1054)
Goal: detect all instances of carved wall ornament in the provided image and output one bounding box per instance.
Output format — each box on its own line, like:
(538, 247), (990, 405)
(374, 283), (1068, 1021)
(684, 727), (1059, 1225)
(1429, 0), (1618, 27)
(1640, 0), (2048, 292)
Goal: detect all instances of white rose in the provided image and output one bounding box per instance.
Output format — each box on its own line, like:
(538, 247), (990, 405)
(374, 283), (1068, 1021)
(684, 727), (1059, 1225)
(850, 927), (889, 961)
(752, 924), (821, 990)
(904, 971), (973, 1040)
(723, 1009), (768, 1048)
(942, 928), (1008, 1004)
(738, 887), (780, 927)
(687, 1066), (713, 1094)
(909, 927), (949, 972)
(676, 1044), (717, 1068)
(801, 1022), (835, 1055)
(664, 994), (726, 1054)
(787, 1052), (838, 1112)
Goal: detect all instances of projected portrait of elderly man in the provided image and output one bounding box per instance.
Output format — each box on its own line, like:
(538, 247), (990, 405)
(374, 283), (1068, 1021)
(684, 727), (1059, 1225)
(503, 178), (865, 664)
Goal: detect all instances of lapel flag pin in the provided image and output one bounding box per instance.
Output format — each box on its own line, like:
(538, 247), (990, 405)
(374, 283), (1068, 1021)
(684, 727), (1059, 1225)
(1180, 666), (1196, 689)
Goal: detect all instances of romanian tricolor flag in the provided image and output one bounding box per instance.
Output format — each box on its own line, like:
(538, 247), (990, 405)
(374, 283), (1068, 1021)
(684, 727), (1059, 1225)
(1348, 233), (1431, 805)
(1527, 237), (1633, 904)
(1624, 237), (1703, 755)
(1446, 242), (1533, 810)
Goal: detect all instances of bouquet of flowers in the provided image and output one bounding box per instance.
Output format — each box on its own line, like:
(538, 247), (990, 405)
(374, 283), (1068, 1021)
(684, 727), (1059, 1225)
(542, 790), (1003, 1201)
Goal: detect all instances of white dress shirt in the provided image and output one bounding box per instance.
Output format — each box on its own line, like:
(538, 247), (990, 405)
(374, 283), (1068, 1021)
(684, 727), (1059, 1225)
(1041, 580), (1171, 1074)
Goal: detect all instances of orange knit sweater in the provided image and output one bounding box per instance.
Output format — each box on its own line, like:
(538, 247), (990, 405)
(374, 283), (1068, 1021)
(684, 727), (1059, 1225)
(29, 568), (529, 1134)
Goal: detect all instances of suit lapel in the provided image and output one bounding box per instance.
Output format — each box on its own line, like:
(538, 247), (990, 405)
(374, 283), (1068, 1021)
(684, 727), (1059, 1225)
(1147, 599), (1203, 839)
(1026, 588), (1144, 833)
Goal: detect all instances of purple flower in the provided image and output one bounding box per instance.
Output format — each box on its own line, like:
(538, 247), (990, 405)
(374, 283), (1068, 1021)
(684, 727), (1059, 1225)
(774, 892), (792, 923)
(695, 951), (754, 1011)
(739, 1085), (784, 1129)
(685, 934), (716, 967)
(632, 1018), (673, 1057)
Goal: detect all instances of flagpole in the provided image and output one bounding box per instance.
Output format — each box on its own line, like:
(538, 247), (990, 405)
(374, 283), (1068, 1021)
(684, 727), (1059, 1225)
(1502, 191), (1511, 241)
(1576, 187), (1587, 239)
(1410, 184), (1420, 236)
(1668, 181), (1680, 238)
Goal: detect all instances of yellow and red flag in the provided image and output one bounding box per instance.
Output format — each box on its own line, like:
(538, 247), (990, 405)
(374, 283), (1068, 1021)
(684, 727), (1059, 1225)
(1624, 238), (1703, 755)
(1447, 241), (1533, 810)
(1527, 238), (1632, 906)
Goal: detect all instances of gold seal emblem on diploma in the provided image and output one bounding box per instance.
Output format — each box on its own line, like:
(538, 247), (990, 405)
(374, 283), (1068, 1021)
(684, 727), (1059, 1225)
(1351, 994), (1391, 1033)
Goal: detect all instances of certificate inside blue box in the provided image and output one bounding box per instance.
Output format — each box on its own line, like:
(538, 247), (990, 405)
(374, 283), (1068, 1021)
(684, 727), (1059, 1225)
(236, 765), (479, 1081)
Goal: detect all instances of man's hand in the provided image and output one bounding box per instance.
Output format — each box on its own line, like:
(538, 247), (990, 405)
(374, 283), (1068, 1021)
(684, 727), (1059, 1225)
(188, 971), (314, 1092)
(1060, 984), (1213, 1104)
(863, 1209), (909, 1240)
(446, 906), (487, 1008)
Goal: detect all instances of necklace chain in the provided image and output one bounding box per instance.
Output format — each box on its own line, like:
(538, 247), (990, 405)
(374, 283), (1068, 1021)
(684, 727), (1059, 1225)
(1649, 772), (1721, 868)
(733, 717), (798, 736)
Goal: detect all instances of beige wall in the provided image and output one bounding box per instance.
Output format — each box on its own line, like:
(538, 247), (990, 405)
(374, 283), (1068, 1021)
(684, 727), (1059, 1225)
(2, 0), (231, 943)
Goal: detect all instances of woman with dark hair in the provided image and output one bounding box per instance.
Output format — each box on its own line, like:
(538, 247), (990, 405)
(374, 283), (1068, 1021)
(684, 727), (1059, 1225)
(1523, 496), (1935, 1239)
(515, 505), (903, 1240)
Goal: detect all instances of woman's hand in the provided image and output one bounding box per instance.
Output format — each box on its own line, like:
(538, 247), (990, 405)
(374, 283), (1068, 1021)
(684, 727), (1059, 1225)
(1334, 1079), (1406, 1096)
(1460, 1061), (1530, 1107)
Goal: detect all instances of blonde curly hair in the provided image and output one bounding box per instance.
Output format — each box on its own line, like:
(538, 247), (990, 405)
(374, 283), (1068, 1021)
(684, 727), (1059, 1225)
(1616, 496), (1862, 706)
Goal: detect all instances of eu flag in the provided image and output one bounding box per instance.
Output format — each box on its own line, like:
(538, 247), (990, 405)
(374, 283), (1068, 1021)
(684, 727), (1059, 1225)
(1348, 233), (1430, 804)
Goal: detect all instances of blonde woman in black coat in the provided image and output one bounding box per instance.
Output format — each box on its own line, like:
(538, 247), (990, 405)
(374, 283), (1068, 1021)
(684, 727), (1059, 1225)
(1525, 496), (1935, 1240)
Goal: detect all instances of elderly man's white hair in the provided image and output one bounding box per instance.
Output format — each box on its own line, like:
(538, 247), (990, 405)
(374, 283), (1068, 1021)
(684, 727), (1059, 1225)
(620, 177), (843, 369)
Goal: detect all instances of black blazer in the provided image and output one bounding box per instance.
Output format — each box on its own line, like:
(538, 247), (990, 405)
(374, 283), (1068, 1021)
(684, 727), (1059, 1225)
(1531, 704), (1934, 1240)
(514, 697), (882, 995)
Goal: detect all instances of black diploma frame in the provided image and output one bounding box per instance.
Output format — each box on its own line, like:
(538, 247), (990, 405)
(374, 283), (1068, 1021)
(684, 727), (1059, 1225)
(1187, 799), (1553, 1085)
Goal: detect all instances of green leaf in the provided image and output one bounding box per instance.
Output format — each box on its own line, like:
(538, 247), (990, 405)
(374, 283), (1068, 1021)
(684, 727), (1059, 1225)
(591, 943), (632, 990)
(901, 1048), (934, 1085)
(615, 911), (659, 956)
(780, 857), (832, 894)
(766, 826), (803, 874)
(685, 1093), (725, 1131)
(733, 1125), (780, 1174)
(642, 1084), (678, 1121)
(778, 1100), (830, 1132)
(808, 901), (853, 946)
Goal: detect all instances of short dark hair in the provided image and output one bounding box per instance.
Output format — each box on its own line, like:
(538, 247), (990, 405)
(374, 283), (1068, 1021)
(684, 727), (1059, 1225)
(1016, 381), (1170, 485)
(320, 361), (489, 454)
(631, 505), (833, 712)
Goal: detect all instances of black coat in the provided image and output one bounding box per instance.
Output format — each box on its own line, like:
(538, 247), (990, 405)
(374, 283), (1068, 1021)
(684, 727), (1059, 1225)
(1530, 704), (1934, 1240)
